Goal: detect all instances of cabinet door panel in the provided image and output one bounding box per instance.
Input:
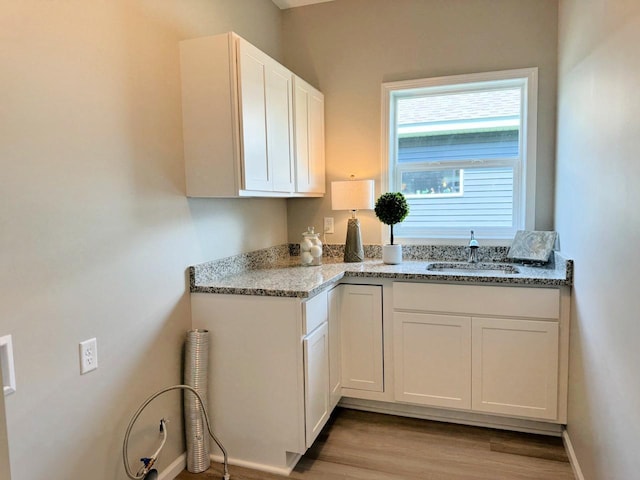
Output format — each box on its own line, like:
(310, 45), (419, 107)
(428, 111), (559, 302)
(307, 91), (325, 193)
(341, 285), (383, 392)
(304, 322), (330, 448)
(394, 312), (471, 409)
(267, 64), (294, 192)
(294, 77), (325, 194)
(238, 40), (270, 191)
(472, 317), (559, 420)
(328, 286), (342, 409)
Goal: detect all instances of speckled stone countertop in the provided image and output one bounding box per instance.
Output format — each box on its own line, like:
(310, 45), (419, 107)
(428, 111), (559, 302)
(190, 244), (573, 299)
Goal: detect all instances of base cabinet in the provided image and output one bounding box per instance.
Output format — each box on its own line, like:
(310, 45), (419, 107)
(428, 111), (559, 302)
(190, 288), (337, 474)
(328, 286), (342, 409)
(392, 282), (567, 423)
(394, 312), (471, 409)
(472, 317), (559, 420)
(340, 285), (383, 393)
(189, 278), (569, 473)
(303, 322), (330, 447)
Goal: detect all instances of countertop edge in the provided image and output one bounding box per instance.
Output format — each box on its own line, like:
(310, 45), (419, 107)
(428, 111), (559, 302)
(190, 261), (571, 298)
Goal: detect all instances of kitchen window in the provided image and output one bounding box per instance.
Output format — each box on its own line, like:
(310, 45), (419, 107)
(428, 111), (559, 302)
(381, 68), (538, 241)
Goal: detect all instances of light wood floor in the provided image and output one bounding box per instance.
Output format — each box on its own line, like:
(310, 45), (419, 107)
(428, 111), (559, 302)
(176, 408), (575, 480)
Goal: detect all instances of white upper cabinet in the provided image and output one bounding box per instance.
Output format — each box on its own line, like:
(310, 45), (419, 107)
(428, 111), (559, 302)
(294, 76), (325, 195)
(179, 32), (324, 198)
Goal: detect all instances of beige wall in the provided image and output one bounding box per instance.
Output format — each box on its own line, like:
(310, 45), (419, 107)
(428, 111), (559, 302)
(556, 1), (640, 479)
(283, 0), (558, 245)
(0, 1), (286, 479)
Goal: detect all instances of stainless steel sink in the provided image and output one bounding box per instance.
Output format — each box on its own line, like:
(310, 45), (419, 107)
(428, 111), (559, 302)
(426, 262), (520, 274)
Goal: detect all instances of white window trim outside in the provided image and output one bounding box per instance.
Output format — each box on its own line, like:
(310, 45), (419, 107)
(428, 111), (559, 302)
(380, 68), (538, 244)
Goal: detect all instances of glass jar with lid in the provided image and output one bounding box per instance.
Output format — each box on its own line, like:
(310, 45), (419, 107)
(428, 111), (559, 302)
(300, 227), (323, 266)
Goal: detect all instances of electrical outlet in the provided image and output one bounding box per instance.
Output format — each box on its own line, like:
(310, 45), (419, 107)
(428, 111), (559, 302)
(324, 217), (335, 234)
(79, 338), (98, 375)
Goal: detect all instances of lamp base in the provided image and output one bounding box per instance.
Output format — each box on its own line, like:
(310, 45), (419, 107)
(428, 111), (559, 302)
(344, 218), (364, 262)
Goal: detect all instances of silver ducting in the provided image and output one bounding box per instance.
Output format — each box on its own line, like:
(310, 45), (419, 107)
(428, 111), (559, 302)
(184, 329), (210, 473)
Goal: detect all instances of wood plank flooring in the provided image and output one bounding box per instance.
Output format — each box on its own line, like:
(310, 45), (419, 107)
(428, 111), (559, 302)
(176, 408), (574, 480)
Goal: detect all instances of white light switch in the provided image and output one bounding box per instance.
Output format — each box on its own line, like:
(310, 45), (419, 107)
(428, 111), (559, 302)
(0, 335), (16, 395)
(79, 338), (98, 375)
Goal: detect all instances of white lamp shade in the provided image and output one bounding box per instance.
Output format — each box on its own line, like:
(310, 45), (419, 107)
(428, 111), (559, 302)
(331, 180), (375, 211)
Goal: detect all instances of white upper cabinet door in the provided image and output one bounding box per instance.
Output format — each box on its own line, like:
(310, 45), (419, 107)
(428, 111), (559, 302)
(471, 317), (559, 420)
(394, 312), (472, 410)
(294, 77), (325, 194)
(266, 62), (295, 193)
(238, 38), (294, 193)
(237, 38), (271, 192)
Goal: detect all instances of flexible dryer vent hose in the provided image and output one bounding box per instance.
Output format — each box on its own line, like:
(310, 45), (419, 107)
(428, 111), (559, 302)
(122, 384), (230, 480)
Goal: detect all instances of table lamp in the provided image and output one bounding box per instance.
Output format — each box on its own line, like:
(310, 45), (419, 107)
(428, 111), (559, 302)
(331, 178), (375, 262)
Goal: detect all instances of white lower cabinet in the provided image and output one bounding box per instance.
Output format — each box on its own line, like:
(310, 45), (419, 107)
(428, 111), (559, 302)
(328, 286), (342, 409)
(339, 284), (383, 392)
(471, 317), (559, 420)
(190, 288), (337, 474)
(189, 279), (568, 473)
(394, 312), (471, 409)
(392, 282), (567, 423)
(303, 321), (330, 447)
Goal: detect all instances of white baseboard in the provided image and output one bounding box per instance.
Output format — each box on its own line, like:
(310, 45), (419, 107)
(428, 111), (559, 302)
(210, 452), (301, 476)
(159, 453), (186, 480)
(161, 450), (301, 478)
(562, 430), (585, 480)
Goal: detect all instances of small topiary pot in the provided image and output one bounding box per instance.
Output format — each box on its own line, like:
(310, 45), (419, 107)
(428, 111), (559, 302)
(374, 192), (409, 264)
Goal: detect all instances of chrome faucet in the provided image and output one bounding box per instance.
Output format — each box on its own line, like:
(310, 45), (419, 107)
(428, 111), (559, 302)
(468, 230), (479, 263)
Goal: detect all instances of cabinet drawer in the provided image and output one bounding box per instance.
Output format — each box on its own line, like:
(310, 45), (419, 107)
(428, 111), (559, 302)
(393, 283), (559, 319)
(303, 290), (328, 335)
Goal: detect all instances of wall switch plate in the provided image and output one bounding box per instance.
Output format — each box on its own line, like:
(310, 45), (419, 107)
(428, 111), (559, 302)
(79, 338), (98, 375)
(324, 217), (335, 234)
(0, 335), (16, 395)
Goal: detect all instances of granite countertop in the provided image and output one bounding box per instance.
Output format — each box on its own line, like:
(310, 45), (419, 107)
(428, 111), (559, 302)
(190, 245), (573, 299)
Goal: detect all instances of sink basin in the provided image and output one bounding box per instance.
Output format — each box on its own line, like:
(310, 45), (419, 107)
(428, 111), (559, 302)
(426, 262), (520, 274)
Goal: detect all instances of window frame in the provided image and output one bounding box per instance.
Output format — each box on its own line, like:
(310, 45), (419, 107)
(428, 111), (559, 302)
(380, 68), (538, 243)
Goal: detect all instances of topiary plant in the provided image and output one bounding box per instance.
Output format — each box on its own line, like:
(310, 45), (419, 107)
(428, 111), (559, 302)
(374, 192), (409, 245)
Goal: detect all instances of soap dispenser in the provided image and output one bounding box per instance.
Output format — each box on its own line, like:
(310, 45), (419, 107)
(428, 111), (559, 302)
(300, 227), (323, 266)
